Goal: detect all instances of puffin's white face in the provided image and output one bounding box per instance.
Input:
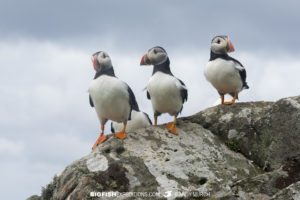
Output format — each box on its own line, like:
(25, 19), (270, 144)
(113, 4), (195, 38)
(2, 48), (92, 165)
(140, 46), (168, 66)
(91, 51), (112, 72)
(211, 36), (235, 54)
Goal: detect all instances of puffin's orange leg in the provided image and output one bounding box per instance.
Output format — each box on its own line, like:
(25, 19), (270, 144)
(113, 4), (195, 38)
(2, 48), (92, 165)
(224, 92), (238, 105)
(154, 116), (158, 126)
(221, 95), (225, 104)
(114, 121), (127, 139)
(92, 125), (107, 149)
(166, 115), (178, 135)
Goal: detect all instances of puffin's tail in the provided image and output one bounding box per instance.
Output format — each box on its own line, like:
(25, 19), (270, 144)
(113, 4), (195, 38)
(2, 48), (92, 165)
(243, 82), (249, 90)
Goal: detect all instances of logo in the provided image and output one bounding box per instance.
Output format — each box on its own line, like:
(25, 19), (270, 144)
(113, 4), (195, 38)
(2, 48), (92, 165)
(163, 191), (172, 198)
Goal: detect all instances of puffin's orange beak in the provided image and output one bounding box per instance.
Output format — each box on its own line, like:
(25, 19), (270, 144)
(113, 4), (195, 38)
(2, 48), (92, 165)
(140, 54), (147, 65)
(93, 56), (98, 71)
(93, 56), (102, 71)
(227, 39), (235, 53)
(140, 54), (151, 65)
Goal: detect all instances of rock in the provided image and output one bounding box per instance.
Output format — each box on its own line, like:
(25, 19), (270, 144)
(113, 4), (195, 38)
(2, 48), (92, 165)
(231, 168), (288, 197)
(26, 195), (41, 200)
(183, 96), (300, 171)
(271, 181), (300, 200)
(30, 96), (300, 200)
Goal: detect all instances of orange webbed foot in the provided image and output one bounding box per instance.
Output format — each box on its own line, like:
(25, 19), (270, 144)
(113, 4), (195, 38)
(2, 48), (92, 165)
(223, 92), (237, 105)
(166, 122), (178, 135)
(223, 100), (235, 105)
(92, 133), (107, 149)
(114, 131), (126, 139)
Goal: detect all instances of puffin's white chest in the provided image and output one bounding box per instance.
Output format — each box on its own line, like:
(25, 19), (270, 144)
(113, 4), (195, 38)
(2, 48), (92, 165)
(88, 75), (130, 123)
(204, 58), (242, 94)
(112, 110), (151, 132)
(147, 72), (182, 115)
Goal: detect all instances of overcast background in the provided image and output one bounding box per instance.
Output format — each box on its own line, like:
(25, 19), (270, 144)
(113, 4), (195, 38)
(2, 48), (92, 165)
(1, 0), (300, 199)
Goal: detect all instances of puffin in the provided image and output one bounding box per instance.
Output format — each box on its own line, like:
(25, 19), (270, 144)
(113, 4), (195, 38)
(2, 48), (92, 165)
(88, 51), (138, 149)
(140, 46), (188, 135)
(204, 35), (249, 104)
(111, 105), (152, 133)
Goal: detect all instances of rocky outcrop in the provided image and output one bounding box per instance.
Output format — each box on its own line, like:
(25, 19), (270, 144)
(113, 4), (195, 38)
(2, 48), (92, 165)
(28, 96), (300, 200)
(183, 96), (300, 172)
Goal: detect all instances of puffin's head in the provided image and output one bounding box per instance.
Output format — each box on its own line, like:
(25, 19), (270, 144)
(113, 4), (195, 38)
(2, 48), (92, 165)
(91, 51), (112, 72)
(140, 46), (168, 66)
(211, 35), (235, 54)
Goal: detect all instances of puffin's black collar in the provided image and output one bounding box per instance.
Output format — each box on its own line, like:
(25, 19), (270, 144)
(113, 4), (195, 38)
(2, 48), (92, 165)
(152, 58), (173, 76)
(209, 50), (230, 61)
(94, 67), (116, 79)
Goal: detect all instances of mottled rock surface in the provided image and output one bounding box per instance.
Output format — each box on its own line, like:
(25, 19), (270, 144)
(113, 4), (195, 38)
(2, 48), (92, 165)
(28, 96), (300, 200)
(184, 96), (300, 172)
(271, 181), (300, 200)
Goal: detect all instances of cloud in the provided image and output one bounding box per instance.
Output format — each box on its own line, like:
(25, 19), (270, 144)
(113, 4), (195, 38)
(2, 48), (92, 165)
(0, 40), (94, 199)
(237, 51), (300, 101)
(1, 1), (300, 52)
(0, 138), (24, 157)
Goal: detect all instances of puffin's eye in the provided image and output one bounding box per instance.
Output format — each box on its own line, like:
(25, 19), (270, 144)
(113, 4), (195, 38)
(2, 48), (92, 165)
(153, 49), (157, 54)
(103, 54), (106, 58)
(217, 39), (221, 44)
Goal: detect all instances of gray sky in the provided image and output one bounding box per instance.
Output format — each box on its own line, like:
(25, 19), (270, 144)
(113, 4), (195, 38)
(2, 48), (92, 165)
(1, 1), (300, 199)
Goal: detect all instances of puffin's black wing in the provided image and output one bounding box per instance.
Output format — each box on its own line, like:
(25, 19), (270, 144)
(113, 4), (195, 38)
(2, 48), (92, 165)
(177, 78), (188, 103)
(89, 73), (99, 107)
(126, 84), (139, 114)
(111, 122), (115, 133)
(143, 112), (153, 125)
(89, 95), (94, 107)
(146, 91), (151, 99)
(239, 69), (249, 89)
(228, 56), (249, 89)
